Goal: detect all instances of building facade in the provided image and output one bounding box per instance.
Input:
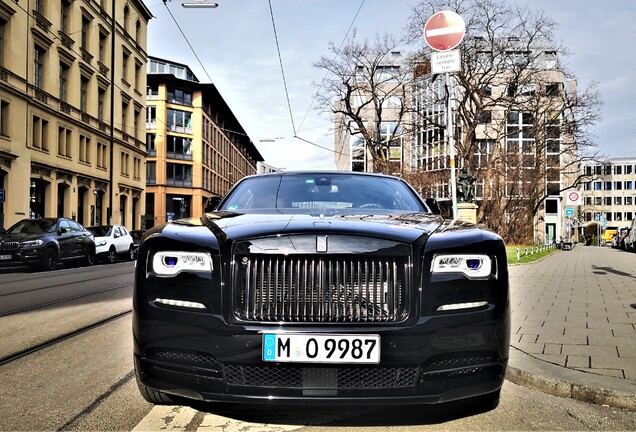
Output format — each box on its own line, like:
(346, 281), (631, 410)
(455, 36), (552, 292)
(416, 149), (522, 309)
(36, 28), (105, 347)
(0, 0), (151, 230)
(333, 41), (581, 244)
(580, 158), (636, 230)
(145, 57), (263, 227)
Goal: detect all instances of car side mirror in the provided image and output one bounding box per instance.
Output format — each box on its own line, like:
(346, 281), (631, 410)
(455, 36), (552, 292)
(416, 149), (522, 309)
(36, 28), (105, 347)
(59, 227), (69, 235)
(204, 195), (222, 213)
(425, 197), (441, 215)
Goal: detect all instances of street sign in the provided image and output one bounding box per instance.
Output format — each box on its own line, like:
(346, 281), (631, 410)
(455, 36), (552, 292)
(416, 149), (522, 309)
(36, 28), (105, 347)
(565, 207), (574, 216)
(566, 190), (581, 205)
(431, 50), (461, 74)
(424, 11), (466, 52)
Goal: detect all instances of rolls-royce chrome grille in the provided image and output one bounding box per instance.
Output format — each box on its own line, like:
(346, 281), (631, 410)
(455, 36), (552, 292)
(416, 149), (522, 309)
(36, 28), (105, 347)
(234, 255), (410, 323)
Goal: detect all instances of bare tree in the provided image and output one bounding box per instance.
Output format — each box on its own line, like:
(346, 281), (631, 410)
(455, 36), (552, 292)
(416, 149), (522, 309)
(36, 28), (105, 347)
(405, 0), (602, 242)
(314, 32), (414, 174)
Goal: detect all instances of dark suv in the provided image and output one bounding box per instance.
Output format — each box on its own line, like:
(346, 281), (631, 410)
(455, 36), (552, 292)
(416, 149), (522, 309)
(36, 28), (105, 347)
(0, 218), (96, 271)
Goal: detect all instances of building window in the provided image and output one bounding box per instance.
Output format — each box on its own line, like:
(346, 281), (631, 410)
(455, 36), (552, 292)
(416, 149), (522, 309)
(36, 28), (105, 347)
(0, 100), (9, 137)
(34, 46), (45, 89)
(121, 101), (128, 132)
(604, 181), (612, 190)
(97, 87), (106, 121)
(166, 108), (193, 134)
(58, 126), (72, 158)
(61, 0), (71, 34)
(80, 76), (89, 112)
(135, 63), (141, 91)
(615, 181), (622, 190)
(625, 181), (633, 190)
(135, 20), (141, 44)
(34, 0), (44, 15)
(99, 31), (108, 64)
(120, 151), (130, 176)
(97, 142), (107, 169)
(122, 51), (129, 82)
(167, 88), (193, 105)
(59, 63), (69, 102)
(478, 110), (491, 124)
(123, 5), (129, 33)
(32, 116), (49, 150)
(626, 165), (633, 175)
(79, 134), (91, 164)
(146, 161), (156, 184)
(146, 106), (156, 128)
(0, 20), (4, 67)
(147, 84), (159, 99)
(133, 157), (141, 180)
(146, 133), (156, 156)
(81, 15), (91, 51)
(615, 165), (622, 175)
(167, 135), (193, 160)
(167, 163), (193, 186)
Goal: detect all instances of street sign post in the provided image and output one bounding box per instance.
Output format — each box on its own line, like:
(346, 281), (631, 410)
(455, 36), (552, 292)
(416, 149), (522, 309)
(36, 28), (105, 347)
(423, 11), (466, 221)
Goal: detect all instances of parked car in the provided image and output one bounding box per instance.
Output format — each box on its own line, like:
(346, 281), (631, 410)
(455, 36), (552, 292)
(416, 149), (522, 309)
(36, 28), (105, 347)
(87, 225), (134, 263)
(625, 220), (636, 252)
(133, 171), (510, 410)
(616, 228), (630, 251)
(0, 217), (95, 271)
(129, 229), (146, 258)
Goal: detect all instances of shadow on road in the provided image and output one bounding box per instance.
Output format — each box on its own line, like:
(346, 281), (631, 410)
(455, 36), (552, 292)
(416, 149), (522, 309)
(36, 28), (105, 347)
(178, 393), (499, 427)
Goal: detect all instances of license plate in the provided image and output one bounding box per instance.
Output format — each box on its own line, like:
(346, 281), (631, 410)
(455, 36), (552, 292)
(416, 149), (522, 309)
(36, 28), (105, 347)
(0, 254), (11, 260)
(262, 333), (380, 364)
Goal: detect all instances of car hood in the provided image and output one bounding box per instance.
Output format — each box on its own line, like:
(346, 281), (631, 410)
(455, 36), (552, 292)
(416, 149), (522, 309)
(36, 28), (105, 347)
(196, 211), (444, 245)
(0, 233), (48, 242)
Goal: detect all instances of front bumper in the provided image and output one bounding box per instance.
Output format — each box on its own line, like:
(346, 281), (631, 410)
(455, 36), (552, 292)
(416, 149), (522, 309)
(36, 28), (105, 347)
(133, 306), (509, 405)
(0, 248), (44, 267)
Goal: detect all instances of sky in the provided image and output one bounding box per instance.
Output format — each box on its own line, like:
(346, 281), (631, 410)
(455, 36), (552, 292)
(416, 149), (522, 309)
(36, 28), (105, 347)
(142, 0), (636, 171)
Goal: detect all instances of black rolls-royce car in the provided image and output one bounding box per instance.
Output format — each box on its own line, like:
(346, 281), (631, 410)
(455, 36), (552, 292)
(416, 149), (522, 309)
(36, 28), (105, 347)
(133, 171), (510, 408)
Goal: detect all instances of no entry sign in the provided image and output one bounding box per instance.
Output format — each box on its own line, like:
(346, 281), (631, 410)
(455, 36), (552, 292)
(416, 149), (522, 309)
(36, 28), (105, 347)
(424, 11), (466, 52)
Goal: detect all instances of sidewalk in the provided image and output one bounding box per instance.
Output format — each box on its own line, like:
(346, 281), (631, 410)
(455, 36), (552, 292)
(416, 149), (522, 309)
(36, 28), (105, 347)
(506, 244), (636, 410)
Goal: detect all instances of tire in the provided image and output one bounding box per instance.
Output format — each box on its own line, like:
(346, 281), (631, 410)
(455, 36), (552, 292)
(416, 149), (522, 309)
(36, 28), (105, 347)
(84, 247), (95, 266)
(128, 245), (135, 261)
(40, 247), (58, 271)
(135, 372), (175, 405)
(106, 246), (118, 264)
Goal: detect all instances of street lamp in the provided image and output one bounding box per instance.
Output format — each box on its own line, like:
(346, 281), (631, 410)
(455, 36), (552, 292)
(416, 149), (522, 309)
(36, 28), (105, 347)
(163, 0), (219, 8)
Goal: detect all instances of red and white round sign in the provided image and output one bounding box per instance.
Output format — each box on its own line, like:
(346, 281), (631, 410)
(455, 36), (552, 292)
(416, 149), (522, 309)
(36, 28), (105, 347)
(568, 191), (580, 202)
(424, 11), (466, 52)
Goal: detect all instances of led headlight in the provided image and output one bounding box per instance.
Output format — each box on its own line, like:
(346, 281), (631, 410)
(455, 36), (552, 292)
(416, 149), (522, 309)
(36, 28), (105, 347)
(21, 239), (43, 247)
(431, 254), (492, 278)
(152, 251), (212, 277)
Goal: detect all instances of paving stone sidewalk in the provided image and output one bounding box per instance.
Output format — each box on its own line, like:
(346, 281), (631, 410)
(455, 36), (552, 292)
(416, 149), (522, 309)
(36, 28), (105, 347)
(507, 244), (636, 409)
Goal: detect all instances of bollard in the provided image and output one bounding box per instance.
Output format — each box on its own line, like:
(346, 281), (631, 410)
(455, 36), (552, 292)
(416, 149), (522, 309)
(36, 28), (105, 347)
(517, 248), (520, 261)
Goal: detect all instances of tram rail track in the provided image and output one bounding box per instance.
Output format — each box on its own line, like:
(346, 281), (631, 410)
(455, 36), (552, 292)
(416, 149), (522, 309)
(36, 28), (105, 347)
(0, 309), (132, 368)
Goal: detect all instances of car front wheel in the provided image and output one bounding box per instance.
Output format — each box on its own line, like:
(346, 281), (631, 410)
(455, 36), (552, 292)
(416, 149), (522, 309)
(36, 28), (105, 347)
(107, 247), (118, 264)
(85, 247), (95, 266)
(40, 247), (58, 271)
(135, 372), (174, 405)
(128, 245), (135, 261)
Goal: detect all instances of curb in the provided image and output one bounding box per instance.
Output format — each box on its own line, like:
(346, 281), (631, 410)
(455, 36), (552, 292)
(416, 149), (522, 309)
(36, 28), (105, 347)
(506, 347), (636, 411)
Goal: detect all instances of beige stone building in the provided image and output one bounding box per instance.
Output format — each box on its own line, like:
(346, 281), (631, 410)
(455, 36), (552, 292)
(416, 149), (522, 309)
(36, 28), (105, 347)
(145, 57), (263, 227)
(0, 0), (151, 230)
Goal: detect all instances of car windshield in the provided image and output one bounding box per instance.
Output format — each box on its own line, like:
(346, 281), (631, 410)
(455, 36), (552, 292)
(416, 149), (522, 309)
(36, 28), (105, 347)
(88, 226), (112, 237)
(218, 173), (426, 215)
(6, 219), (57, 235)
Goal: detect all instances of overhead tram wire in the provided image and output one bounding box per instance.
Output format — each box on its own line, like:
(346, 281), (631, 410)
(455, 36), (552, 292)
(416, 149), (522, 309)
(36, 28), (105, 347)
(268, 0), (297, 137)
(297, 0), (366, 134)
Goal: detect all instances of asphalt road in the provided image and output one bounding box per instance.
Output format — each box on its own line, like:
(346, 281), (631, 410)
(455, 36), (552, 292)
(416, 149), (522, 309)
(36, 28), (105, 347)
(0, 257), (635, 431)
